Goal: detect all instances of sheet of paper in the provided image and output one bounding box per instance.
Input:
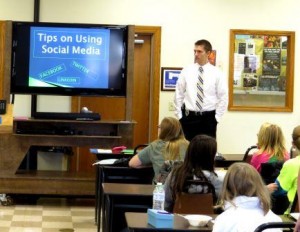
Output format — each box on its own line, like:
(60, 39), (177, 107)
(289, 212), (299, 221)
(92, 159), (118, 166)
(97, 149), (112, 153)
(89, 148), (112, 154)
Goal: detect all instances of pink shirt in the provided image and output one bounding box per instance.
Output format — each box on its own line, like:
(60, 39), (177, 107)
(250, 151), (290, 172)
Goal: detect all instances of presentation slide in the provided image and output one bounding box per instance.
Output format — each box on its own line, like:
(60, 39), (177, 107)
(29, 27), (110, 88)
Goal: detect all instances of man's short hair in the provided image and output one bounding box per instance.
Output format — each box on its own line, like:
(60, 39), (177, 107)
(195, 39), (212, 52)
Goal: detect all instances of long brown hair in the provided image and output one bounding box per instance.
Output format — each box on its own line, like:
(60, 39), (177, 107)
(291, 125), (300, 157)
(292, 125), (300, 150)
(170, 134), (217, 199)
(219, 162), (271, 215)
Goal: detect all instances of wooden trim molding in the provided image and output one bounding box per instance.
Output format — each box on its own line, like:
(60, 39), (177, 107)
(0, 21), (12, 102)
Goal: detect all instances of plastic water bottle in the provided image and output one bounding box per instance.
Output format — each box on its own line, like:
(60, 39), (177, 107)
(153, 182), (165, 210)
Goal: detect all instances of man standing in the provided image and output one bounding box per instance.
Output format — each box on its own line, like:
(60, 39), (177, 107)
(174, 39), (228, 140)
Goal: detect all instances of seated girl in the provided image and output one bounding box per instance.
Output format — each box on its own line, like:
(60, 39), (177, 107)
(163, 134), (223, 212)
(270, 125), (300, 214)
(129, 117), (189, 183)
(250, 122), (289, 173)
(213, 162), (282, 232)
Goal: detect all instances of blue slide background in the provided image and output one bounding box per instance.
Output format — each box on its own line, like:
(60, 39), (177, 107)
(29, 27), (110, 88)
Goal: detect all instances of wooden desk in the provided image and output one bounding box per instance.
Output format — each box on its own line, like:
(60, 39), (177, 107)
(92, 151), (134, 223)
(125, 212), (214, 231)
(125, 213), (295, 232)
(101, 183), (154, 232)
(222, 154), (244, 161)
(95, 163), (153, 226)
(0, 119), (135, 196)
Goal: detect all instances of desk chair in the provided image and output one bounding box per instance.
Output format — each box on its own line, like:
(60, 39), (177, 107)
(254, 222), (295, 232)
(133, 144), (148, 155)
(260, 161), (284, 184)
(260, 161), (289, 215)
(173, 192), (214, 214)
(243, 145), (258, 163)
(173, 180), (215, 214)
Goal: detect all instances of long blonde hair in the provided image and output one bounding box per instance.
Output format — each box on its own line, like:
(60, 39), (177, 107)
(158, 117), (189, 160)
(257, 122), (286, 160)
(219, 162), (271, 215)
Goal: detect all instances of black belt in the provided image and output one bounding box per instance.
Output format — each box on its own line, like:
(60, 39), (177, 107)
(185, 110), (215, 116)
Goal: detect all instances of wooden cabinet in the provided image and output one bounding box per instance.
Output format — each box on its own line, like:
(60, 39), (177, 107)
(0, 119), (135, 195)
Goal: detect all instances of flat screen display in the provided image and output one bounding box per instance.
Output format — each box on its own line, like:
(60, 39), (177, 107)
(11, 22), (128, 96)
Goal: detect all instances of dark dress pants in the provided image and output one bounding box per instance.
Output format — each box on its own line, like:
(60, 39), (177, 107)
(179, 111), (217, 141)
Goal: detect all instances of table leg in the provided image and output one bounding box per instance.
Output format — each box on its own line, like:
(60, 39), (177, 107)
(102, 193), (109, 232)
(97, 167), (104, 232)
(95, 164), (99, 224)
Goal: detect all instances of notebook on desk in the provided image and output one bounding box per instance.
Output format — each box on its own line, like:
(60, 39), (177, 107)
(122, 149), (134, 155)
(90, 148), (112, 154)
(90, 148), (134, 155)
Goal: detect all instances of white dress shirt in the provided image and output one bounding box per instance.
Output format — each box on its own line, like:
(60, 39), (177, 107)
(174, 62), (228, 122)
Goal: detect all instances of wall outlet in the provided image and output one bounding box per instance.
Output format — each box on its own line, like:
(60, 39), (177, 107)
(168, 102), (176, 111)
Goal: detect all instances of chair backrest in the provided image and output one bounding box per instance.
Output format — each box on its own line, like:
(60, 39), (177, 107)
(260, 161), (284, 184)
(133, 144), (148, 155)
(253, 222), (295, 232)
(173, 192), (214, 214)
(260, 161), (288, 214)
(243, 145), (258, 163)
(184, 179), (216, 198)
(101, 165), (154, 184)
(173, 180), (215, 214)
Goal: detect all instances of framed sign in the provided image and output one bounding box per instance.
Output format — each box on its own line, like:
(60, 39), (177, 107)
(161, 67), (182, 91)
(228, 29), (295, 112)
(208, 50), (216, 66)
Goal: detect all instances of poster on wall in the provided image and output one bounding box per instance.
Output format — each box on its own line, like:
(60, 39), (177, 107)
(208, 50), (217, 65)
(262, 48), (281, 76)
(161, 67), (182, 91)
(233, 35), (287, 92)
(229, 29), (295, 112)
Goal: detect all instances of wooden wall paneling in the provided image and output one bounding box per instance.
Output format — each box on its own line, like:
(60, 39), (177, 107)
(125, 25), (135, 120)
